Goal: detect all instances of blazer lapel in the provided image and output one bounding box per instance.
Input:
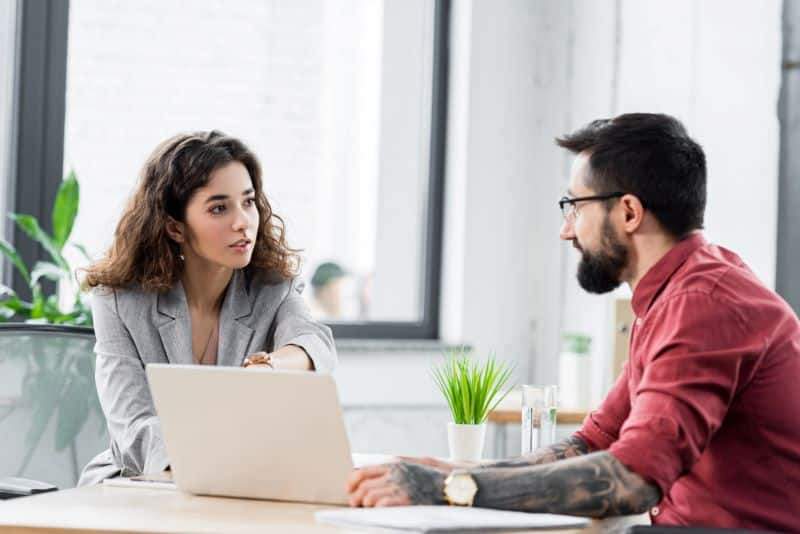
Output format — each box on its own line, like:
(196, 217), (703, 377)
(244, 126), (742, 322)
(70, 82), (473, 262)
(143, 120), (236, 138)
(217, 270), (254, 367)
(156, 281), (193, 365)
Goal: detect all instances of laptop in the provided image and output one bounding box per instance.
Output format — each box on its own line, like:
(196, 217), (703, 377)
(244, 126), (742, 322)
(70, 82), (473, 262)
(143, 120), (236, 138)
(145, 364), (354, 505)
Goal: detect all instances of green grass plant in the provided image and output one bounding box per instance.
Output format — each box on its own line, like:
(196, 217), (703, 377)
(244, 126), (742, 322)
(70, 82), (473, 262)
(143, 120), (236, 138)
(432, 347), (514, 425)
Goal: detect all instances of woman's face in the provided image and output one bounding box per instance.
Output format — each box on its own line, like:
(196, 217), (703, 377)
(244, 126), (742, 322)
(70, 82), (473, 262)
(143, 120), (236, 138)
(178, 160), (260, 270)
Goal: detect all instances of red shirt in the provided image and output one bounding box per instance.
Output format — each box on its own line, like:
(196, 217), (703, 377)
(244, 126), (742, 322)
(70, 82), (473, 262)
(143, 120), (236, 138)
(575, 233), (800, 531)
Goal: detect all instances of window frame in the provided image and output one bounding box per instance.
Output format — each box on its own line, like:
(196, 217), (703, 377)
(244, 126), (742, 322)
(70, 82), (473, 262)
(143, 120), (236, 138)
(8, 0), (449, 339)
(778, 0), (800, 314)
(5, 0), (70, 301)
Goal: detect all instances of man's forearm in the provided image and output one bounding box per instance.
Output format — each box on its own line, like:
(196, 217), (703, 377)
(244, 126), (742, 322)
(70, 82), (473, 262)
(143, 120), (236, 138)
(484, 435), (590, 468)
(471, 451), (661, 517)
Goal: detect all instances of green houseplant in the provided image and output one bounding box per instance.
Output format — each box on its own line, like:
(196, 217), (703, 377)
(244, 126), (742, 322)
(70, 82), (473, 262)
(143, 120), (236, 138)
(0, 170), (92, 325)
(432, 348), (514, 461)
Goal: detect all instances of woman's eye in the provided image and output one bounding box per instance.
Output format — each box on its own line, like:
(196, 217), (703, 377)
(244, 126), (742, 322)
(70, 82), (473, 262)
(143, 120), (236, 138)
(210, 204), (226, 214)
(244, 197), (256, 207)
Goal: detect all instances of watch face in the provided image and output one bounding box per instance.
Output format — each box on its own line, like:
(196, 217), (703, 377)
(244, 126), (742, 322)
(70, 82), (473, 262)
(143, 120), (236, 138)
(447, 473), (478, 504)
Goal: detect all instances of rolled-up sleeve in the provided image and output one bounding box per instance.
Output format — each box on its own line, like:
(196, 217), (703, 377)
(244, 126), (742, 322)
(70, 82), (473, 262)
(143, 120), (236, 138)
(575, 361), (632, 451)
(607, 294), (757, 497)
(92, 289), (169, 475)
(272, 278), (337, 373)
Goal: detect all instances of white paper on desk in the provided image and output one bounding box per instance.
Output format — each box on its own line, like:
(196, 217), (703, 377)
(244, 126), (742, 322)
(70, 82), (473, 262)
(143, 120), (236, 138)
(315, 506), (590, 533)
(102, 476), (176, 491)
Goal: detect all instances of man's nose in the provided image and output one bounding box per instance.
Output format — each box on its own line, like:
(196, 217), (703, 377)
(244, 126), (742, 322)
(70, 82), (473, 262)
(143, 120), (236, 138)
(559, 217), (575, 241)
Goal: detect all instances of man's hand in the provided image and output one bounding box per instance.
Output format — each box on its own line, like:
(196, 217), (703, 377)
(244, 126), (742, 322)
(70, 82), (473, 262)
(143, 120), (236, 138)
(346, 462), (447, 507)
(395, 456), (476, 473)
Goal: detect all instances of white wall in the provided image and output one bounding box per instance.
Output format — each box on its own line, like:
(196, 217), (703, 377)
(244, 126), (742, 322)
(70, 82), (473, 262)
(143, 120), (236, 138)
(337, 0), (783, 457)
(559, 0), (783, 404)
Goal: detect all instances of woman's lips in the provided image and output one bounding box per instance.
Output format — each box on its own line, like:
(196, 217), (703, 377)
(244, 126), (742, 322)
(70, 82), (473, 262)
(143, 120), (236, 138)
(229, 239), (252, 253)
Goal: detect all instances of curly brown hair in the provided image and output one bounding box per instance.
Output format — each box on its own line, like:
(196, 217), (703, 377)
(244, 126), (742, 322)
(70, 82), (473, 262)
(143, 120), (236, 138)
(84, 131), (300, 292)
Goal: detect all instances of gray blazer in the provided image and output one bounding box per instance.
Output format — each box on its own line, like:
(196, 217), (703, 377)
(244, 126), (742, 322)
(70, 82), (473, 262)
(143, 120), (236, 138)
(78, 269), (336, 486)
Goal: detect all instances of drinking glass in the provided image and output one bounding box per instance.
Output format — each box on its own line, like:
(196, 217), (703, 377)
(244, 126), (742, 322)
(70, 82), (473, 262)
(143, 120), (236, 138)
(521, 384), (558, 454)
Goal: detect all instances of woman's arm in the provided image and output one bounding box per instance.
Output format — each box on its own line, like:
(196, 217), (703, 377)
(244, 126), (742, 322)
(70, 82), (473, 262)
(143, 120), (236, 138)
(270, 278), (337, 372)
(92, 289), (170, 476)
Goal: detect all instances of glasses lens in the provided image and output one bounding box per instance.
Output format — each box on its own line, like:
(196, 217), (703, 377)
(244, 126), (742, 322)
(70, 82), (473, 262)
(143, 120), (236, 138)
(560, 200), (574, 220)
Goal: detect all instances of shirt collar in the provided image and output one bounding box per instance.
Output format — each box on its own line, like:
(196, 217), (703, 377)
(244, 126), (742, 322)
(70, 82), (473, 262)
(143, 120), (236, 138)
(631, 232), (707, 316)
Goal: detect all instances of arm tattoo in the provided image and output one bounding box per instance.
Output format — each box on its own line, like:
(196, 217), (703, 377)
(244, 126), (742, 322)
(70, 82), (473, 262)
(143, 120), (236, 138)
(486, 435), (590, 468)
(471, 451), (661, 517)
(390, 462), (447, 505)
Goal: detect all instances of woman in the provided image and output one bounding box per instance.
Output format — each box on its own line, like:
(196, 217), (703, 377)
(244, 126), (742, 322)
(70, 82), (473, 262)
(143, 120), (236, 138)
(78, 131), (336, 485)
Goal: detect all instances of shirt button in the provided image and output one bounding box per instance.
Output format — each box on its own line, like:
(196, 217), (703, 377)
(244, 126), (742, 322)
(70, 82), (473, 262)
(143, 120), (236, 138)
(651, 506), (660, 516)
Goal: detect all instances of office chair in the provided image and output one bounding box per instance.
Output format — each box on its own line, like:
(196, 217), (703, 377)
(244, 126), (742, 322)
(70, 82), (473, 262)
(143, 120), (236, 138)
(0, 324), (107, 498)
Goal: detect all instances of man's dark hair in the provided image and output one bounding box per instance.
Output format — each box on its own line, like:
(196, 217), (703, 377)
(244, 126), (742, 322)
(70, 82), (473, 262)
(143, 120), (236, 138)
(556, 113), (706, 238)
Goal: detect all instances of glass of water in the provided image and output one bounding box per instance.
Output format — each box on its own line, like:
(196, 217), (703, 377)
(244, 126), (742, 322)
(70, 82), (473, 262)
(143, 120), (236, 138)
(521, 384), (558, 455)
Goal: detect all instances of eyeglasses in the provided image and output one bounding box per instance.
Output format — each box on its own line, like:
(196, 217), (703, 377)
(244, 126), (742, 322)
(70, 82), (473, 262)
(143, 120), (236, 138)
(558, 192), (625, 221)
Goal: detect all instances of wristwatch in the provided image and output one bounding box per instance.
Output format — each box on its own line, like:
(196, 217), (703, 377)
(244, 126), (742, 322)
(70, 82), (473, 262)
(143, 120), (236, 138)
(443, 470), (478, 506)
(242, 354), (273, 368)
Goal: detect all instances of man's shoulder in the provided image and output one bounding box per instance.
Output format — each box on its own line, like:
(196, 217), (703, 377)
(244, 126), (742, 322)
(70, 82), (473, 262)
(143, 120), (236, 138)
(665, 243), (763, 302)
(649, 242), (791, 331)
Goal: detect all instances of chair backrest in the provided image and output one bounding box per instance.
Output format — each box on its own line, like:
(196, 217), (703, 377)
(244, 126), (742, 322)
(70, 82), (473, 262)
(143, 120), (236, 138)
(0, 324), (108, 489)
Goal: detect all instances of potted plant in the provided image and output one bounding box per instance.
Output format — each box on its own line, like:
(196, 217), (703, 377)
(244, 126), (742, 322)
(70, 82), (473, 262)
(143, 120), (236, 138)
(558, 332), (592, 410)
(432, 348), (514, 462)
(0, 170), (92, 325)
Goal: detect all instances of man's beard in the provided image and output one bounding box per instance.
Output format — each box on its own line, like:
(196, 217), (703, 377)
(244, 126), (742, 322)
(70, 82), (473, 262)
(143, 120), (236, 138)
(575, 217), (628, 294)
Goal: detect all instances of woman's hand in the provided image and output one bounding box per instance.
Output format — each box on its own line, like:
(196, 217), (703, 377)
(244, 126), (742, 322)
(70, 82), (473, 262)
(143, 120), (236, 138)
(243, 345), (313, 371)
(242, 351), (273, 369)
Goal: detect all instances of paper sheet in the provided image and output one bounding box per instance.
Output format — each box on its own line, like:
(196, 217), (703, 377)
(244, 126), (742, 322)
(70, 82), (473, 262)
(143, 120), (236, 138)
(315, 505), (590, 533)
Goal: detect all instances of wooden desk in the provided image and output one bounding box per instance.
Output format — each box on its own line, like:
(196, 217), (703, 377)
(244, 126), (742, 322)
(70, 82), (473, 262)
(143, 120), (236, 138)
(0, 484), (599, 534)
(0, 484), (343, 533)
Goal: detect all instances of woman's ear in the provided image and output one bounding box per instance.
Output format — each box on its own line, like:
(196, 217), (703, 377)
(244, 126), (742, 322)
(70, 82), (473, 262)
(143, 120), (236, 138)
(165, 217), (185, 243)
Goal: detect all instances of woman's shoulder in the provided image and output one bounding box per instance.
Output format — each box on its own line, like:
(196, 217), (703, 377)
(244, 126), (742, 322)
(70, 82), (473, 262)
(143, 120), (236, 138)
(244, 269), (302, 301)
(90, 282), (160, 311)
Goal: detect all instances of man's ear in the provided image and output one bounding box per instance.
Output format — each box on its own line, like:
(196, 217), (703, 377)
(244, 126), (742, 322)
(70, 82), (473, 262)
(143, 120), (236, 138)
(165, 217), (185, 243)
(620, 194), (645, 234)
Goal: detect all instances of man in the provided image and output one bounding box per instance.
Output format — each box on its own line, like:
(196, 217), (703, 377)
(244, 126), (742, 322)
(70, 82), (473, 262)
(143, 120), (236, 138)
(346, 113), (800, 531)
(309, 261), (348, 319)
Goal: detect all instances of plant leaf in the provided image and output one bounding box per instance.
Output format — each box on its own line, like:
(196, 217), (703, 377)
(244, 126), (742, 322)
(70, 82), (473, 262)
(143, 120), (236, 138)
(431, 347), (515, 425)
(71, 242), (92, 263)
(0, 237), (31, 284)
(10, 214), (70, 271)
(52, 171), (80, 251)
(30, 285), (45, 319)
(31, 261), (67, 286)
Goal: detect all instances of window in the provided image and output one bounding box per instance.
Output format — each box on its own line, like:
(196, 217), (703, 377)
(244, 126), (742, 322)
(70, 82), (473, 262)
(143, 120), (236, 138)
(60, 0), (448, 338)
(0, 0), (17, 252)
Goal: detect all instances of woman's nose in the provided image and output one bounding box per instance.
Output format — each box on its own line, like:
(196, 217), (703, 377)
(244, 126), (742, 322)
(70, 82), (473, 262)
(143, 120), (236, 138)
(232, 208), (249, 231)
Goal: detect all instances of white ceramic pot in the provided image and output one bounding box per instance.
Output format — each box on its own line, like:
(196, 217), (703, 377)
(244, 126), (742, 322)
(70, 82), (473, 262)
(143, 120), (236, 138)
(558, 350), (590, 410)
(447, 422), (487, 462)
